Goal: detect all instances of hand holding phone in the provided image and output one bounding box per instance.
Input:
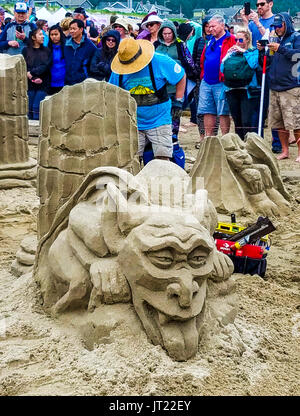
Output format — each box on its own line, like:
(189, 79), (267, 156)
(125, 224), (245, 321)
(244, 2), (251, 15)
(258, 39), (268, 46)
(15, 25), (26, 41)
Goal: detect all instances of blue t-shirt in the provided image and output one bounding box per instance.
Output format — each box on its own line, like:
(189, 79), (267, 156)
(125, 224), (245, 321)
(204, 33), (227, 85)
(109, 52), (185, 130)
(249, 15), (275, 46)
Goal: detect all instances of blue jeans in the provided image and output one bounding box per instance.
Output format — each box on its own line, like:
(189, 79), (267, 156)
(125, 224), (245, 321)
(197, 80), (230, 116)
(28, 89), (47, 120)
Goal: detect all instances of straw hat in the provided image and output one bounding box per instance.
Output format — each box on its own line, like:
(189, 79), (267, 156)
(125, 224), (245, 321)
(111, 38), (154, 75)
(141, 14), (163, 30)
(112, 17), (130, 32)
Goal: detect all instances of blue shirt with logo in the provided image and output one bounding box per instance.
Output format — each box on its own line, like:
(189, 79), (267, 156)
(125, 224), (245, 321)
(204, 33), (227, 85)
(249, 15), (275, 46)
(109, 52), (185, 130)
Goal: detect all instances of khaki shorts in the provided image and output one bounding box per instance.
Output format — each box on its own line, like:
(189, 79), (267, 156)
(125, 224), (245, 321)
(138, 124), (173, 158)
(269, 88), (300, 131)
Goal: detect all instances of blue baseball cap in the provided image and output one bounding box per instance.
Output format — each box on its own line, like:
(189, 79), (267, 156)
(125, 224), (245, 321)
(271, 15), (284, 28)
(14, 2), (28, 13)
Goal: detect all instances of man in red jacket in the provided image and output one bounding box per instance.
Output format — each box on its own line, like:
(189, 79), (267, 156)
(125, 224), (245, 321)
(197, 15), (236, 136)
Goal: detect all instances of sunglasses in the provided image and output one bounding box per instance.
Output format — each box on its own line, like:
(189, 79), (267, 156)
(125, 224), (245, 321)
(106, 38), (116, 42)
(114, 25), (124, 29)
(273, 23), (283, 28)
(256, 2), (266, 6)
(235, 37), (244, 43)
(146, 22), (157, 28)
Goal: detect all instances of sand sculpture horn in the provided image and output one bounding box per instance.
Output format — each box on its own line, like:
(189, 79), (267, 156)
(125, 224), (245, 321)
(34, 160), (235, 361)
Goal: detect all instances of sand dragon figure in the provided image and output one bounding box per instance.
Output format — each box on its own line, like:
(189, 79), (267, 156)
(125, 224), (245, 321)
(34, 160), (235, 361)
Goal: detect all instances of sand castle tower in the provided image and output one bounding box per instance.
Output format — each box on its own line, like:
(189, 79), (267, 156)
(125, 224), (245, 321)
(37, 79), (139, 238)
(0, 54), (37, 189)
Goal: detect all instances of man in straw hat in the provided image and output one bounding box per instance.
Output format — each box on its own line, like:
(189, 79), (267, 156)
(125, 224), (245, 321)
(109, 37), (186, 162)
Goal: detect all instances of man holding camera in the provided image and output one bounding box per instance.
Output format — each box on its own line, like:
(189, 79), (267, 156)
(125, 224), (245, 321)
(265, 13), (300, 162)
(241, 1), (283, 153)
(0, 2), (36, 55)
(241, 1), (274, 47)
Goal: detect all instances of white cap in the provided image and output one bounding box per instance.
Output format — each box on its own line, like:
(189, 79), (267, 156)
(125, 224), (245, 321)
(14, 2), (27, 13)
(112, 17), (129, 32)
(141, 15), (163, 30)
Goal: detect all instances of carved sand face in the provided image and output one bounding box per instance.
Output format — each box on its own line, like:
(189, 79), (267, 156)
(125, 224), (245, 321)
(118, 214), (215, 361)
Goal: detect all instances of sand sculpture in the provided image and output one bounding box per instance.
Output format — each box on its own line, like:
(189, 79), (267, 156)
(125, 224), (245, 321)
(0, 54), (37, 189)
(190, 133), (290, 217)
(11, 235), (37, 277)
(37, 79), (139, 239)
(34, 160), (236, 361)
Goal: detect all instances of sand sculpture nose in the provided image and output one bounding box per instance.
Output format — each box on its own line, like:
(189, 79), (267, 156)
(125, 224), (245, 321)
(167, 279), (199, 308)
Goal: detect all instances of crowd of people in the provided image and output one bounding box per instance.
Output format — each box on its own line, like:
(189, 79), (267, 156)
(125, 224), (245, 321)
(0, 1), (299, 164)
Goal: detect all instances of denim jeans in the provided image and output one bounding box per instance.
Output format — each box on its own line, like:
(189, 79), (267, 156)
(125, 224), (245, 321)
(197, 80), (230, 116)
(27, 89), (47, 120)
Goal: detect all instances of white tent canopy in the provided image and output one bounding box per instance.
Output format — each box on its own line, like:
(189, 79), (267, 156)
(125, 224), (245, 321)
(16, 8), (141, 31)
(50, 7), (68, 26)
(4, 12), (14, 20)
(36, 7), (53, 23)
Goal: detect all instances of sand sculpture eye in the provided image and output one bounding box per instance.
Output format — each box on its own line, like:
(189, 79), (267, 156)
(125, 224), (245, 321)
(188, 247), (209, 268)
(147, 249), (174, 269)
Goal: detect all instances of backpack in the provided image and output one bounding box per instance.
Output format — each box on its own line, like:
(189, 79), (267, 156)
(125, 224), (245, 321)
(118, 61), (168, 106)
(223, 52), (255, 88)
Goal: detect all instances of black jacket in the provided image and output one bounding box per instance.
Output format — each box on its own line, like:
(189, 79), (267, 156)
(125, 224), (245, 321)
(90, 30), (120, 81)
(22, 46), (52, 92)
(192, 36), (206, 79)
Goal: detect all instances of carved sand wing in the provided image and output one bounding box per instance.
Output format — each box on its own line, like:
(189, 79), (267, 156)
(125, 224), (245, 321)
(0, 54), (37, 189)
(34, 160), (236, 361)
(190, 133), (290, 217)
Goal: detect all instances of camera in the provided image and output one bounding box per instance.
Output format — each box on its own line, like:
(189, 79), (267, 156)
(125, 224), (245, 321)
(244, 2), (251, 15)
(16, 25), (23, 33)
(258, 39), (268, 46)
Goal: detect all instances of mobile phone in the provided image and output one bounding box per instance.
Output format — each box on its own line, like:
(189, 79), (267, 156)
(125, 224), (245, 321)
(244, 2), (251, 15)
(258, 39), (268, 46)
(16, 25), (23, 33)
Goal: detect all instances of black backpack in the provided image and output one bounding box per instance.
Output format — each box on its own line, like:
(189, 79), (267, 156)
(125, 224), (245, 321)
(223, 52), (255, 88)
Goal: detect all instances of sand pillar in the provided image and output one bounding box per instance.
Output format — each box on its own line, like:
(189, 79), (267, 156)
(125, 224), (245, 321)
(0, 54), (37, 188)
(37, 79), (139, 238)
